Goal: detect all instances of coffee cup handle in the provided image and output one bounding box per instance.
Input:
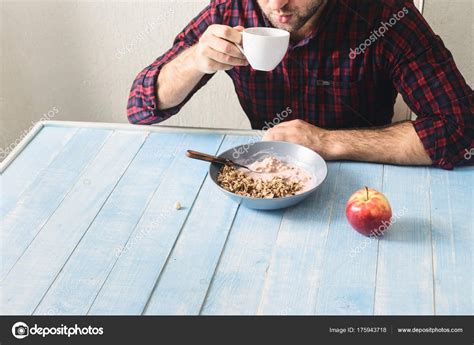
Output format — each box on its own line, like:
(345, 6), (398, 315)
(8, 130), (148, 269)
(234, 43), (246, 57)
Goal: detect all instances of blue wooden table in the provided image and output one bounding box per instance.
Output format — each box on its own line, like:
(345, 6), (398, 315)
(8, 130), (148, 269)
(1, 121), (472, 315)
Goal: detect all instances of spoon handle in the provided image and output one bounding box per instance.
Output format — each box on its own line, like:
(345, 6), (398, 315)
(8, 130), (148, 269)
(186, 150), (230, 165)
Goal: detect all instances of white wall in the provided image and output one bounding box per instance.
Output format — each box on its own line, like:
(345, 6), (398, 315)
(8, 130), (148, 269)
(423, 0), (473, 88)
(1, 0), (472, 160)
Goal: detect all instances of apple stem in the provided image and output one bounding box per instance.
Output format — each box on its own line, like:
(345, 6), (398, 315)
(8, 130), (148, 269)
(365, 186), (369, 201)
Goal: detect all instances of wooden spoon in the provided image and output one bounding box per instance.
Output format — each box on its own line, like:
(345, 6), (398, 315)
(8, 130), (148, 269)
(186, 150), (261, 173)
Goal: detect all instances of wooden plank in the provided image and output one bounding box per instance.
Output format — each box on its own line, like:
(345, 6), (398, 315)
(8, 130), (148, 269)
(0, 126), (78, 219)
(0, 130), (147, 314)
(33, 133), (193, 315)
(314, 163), (384, 315)
(0, 128), (112, 280)
(88, 134), (229, 315)
(430, 166), (473, 315)
(141, 135), (251, 315)
(374, 166), (434, 315)
(256, 163), (340, 315)
(200, 205), (285, 315)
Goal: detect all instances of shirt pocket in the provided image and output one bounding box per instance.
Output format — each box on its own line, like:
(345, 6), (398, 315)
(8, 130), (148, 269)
(308, 77), (383, 129)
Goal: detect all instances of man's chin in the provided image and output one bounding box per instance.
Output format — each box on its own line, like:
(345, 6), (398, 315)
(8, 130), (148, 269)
(268, 19), (296, 32)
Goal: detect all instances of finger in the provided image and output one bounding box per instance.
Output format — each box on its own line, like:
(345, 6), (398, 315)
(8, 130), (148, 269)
(263, 129), (286, 142)
(262, 132), (274, 141)
(273, 119), (303, 128)
(205, 46), (248, 66)
(206, 58), (235, 71)
(266, 126), (302, 142)
(233, 25), (245, 32)
(212, 25), (243, 44)
(207, 36), (246, 59)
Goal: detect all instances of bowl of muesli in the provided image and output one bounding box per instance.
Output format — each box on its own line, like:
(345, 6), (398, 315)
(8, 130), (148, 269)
(209, 141), (327, 210)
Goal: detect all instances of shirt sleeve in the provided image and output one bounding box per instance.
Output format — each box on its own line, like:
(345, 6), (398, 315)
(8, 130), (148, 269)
(376, 1), (474, 170)
(127, 2), (220, 125)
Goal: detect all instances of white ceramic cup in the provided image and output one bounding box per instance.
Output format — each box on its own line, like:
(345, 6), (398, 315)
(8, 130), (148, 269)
(235, 27), (290, 72)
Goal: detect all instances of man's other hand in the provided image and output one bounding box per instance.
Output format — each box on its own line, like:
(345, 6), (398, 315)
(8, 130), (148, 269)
(263, 119), (332, 159)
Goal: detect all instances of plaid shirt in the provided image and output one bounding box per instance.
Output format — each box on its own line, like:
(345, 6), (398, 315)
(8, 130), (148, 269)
(127, 0), (473, 169)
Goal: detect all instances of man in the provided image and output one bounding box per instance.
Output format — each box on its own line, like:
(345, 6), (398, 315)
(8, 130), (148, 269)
(127, 0), (473, 170)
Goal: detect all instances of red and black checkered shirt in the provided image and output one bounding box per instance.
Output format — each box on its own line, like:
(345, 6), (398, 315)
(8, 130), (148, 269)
(127, 0), (473, 169)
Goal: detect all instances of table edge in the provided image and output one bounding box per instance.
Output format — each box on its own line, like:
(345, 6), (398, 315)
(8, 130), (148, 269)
(1, 122), (45, 174)
(0, 121), (260, 173)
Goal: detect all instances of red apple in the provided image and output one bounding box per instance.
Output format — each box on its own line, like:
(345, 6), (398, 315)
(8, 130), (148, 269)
(345, 187), (392, 236)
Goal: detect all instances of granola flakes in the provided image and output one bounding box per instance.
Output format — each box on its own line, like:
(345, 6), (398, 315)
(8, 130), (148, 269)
(216, 164), (304, 198)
